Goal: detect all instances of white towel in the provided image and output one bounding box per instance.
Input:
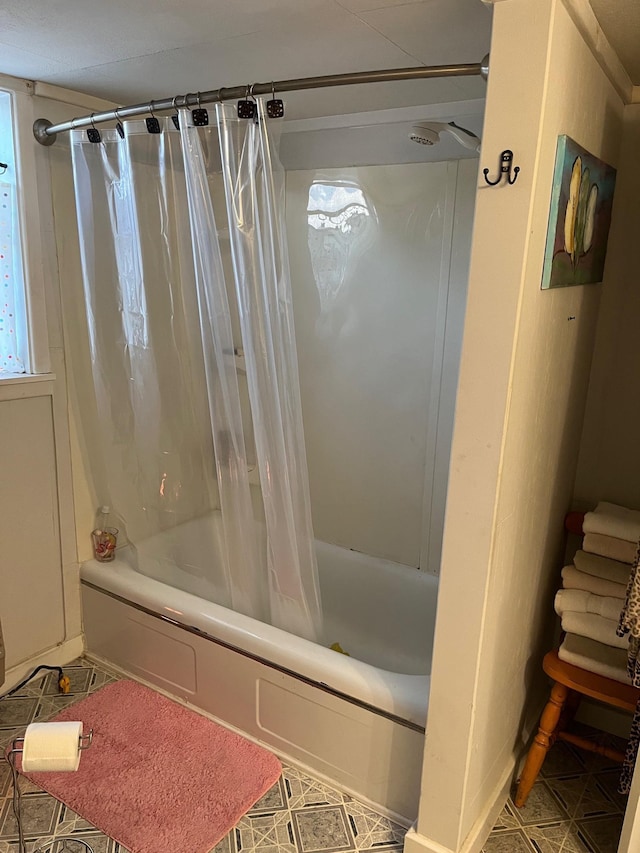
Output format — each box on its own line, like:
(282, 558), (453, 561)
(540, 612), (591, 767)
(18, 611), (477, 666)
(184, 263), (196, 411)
(559, 611), (629, 649)
(559, 633), (631, 685)
(573, 550), (632, 585)
(582, 533), (637, 565)
(554, 588), (624, 622)
(561, 565), (627, 599)
(583, 501), (640, 543)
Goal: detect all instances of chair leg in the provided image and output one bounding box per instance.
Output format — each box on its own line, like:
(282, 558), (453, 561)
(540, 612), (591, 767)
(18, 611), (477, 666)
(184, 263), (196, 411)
(515, 680), (568, 808)
(557, 688), (581, 733)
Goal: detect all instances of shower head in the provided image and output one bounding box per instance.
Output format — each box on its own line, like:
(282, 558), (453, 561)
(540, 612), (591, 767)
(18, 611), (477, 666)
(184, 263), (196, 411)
(408, 124), (441, 146)
(409, 121), (481, 153)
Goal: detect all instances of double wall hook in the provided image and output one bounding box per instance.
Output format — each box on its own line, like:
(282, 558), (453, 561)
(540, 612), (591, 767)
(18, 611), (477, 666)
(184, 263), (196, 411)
(483, 149), (520, 186)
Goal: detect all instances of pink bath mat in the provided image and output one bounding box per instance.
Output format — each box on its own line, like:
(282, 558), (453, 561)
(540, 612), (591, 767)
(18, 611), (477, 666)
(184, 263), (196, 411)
(19, 679), (282, 853)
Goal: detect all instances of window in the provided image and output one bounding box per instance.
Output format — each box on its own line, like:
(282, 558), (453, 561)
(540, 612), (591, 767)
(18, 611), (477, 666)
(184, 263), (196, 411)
(0, 90), (28, 375)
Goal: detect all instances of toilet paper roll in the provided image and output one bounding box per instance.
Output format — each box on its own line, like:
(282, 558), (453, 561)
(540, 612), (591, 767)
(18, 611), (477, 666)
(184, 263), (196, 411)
(22, 721), (83, 772)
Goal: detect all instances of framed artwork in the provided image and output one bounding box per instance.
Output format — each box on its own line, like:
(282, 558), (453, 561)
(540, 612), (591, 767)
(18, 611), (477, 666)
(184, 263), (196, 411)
(541, 135), (617, 289)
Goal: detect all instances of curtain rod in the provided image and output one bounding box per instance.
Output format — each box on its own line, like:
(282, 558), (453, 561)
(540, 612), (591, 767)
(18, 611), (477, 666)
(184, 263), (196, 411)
(33, 55), (489, 146)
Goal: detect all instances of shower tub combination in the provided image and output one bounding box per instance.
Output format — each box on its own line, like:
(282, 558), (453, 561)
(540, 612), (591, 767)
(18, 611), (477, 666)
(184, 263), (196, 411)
(82, 512), (438, 820)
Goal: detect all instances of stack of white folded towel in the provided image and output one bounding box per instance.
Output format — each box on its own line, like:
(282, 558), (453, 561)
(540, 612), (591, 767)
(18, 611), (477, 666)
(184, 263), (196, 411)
(555, 502), (640, 685)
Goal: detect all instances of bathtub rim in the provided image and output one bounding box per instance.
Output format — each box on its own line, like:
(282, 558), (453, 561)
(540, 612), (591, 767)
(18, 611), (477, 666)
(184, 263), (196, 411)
(80, 558), (428, 730)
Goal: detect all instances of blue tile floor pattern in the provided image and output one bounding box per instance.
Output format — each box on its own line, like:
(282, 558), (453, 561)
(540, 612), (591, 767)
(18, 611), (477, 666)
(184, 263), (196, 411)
(0, 658), (626, 853)
(0, 658), (406, 853)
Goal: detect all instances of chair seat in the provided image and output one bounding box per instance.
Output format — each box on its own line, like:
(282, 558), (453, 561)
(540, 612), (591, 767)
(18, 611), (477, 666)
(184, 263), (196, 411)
(543, 650), (640, 712)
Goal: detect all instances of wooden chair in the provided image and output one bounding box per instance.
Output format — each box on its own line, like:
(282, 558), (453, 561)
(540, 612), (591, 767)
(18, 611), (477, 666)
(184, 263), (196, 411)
(515, 650), (640, 807)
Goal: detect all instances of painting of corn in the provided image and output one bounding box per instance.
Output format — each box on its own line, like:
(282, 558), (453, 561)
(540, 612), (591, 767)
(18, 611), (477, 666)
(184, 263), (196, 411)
(542, 135), (617, 289)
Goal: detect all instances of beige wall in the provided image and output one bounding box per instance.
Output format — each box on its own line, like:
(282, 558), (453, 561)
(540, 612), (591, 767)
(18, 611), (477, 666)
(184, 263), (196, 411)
(574, 103), (640, 510)
(0, 389), (65, 667)
(0, 79), (111, 684)
(408, 1), (625, 851)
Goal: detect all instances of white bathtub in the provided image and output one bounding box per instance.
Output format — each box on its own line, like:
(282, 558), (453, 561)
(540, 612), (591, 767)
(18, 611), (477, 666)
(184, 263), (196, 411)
(81, 515), (438, 819)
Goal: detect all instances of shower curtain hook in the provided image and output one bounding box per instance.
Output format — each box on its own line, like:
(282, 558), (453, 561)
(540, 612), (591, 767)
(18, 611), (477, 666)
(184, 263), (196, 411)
(238, 84), (257, 120)
(146, 99), (161, 134)
(266, 81), (285, 119)
(250, 84), (260, 123)
(249, 83), (260, 123)
(115, 107), (125, 139)
(171, 96), (182, 131)
(87, 113), (101, 144)
(192, 91), (209, 126)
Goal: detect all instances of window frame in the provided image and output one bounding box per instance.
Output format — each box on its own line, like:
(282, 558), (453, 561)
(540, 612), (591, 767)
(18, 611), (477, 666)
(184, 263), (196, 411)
(0, 75), (50, 378)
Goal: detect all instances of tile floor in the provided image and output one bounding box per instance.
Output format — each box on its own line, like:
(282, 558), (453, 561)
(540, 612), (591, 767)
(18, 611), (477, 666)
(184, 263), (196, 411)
(482, 727), (628, 853)
(0, 658), (629, 853)
(0, 658), (407, 853)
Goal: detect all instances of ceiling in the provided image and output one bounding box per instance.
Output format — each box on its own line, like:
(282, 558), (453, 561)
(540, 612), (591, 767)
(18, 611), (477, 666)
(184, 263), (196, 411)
(589, 0), (640, 85)
(0, 0), (492, 120)
(0, 0), (639, 123)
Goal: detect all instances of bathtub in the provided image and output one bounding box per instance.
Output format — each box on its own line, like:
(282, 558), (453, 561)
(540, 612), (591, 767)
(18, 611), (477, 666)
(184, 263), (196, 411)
(81, 514), (438, 820)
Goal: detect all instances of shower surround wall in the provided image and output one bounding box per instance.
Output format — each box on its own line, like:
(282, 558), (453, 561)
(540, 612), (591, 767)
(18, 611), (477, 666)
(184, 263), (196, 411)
(287, 160), (477, 573)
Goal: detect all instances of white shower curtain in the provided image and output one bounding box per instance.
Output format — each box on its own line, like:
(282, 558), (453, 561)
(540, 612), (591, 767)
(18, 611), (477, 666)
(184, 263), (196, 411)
(215, 102), (322, 641)
(69, 102), (322, 642)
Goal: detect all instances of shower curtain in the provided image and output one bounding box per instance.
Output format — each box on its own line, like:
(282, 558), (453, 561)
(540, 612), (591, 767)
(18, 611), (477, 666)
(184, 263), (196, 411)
(69, 102), (322, 642)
